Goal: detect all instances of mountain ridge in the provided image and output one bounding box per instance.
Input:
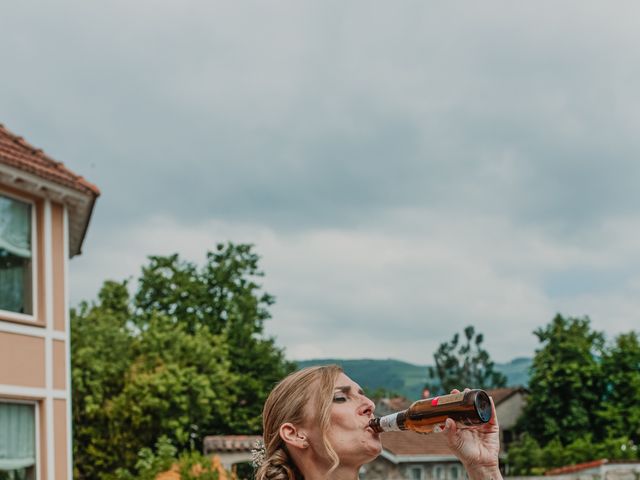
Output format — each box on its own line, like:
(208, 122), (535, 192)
(295, 357), (531, 400)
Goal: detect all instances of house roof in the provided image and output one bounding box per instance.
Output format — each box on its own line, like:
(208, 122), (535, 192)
(545, 459), (640, 476)
(0, 124), (99, 197)
(203, 435), (262, 455)
(376, 396), (412, 416)
(0, 123), (100, 256)
(486, 387), (527, 406)
(381, 430), (454, 458)
(545, 459), (608, 475)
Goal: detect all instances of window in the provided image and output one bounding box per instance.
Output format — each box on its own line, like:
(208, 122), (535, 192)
(0, 194), (33, 316)
(450, 466), (460, 480)
(0, 402), (36, 480)
(435, 466), (444, 480)
(503, 429), (513, 447)
(407, 467), (423, 480)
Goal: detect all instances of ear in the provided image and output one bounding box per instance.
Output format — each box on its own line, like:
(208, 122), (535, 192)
(279, 423), (309, 450)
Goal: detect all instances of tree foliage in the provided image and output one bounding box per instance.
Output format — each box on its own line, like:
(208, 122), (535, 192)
(426, 325), (507, 393)
(71, 243), (294, 479)
(518, 314), (605, 446)
(598, 332), (640, 443)
(508, 434), (638, 475)
(508, 314), (640, 472)
(114, 436), (223, 480)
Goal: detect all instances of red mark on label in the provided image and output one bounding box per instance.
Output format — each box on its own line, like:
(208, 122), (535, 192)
(431, 397), (439, 406)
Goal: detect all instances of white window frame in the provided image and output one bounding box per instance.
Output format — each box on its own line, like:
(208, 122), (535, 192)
(0, 398), (40, 480)
(407, 466), (424, 480)
(0, 190), (38, 323)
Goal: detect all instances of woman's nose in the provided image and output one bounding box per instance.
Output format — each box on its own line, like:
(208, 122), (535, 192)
(359, 396), (375, 417)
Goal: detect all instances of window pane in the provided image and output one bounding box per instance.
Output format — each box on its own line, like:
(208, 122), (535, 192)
(0, 195), (33, 315)
(0, 403), (36, 474)
(0, 467), (35, 480)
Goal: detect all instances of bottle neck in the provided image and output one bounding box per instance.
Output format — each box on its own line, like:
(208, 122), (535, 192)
(369, 411), (406, 432)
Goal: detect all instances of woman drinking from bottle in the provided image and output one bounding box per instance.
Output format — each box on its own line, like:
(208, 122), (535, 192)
(255, 365), (502, 480)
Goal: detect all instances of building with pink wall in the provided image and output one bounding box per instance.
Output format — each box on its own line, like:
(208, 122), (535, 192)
(0, 124), (99, 480)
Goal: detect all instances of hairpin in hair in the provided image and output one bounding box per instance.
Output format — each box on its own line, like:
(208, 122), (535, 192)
(251, 439), (266, 468)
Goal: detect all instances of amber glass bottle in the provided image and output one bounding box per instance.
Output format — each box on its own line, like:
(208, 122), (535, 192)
(369, 389), (492, 434)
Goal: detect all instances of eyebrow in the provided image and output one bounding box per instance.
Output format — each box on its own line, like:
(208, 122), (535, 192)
(334, 385), (365, 396)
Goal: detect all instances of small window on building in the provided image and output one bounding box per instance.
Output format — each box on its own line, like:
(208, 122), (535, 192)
(0, 402), (36, 480)
(435, 466), (444, 480)
(503, 429), (513, 446)
(408, 466), (424, 480)
(450, 465), (460, 480)
(0, 194), (33, 316)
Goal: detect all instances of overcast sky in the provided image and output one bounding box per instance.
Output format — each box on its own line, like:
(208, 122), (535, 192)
(2, 1), (640, 364)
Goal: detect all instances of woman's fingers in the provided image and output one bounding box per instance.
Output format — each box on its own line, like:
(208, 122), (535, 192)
(449, 387), (471, 394)
(444, 418), (456, 432)
(487, 396), (499, 426)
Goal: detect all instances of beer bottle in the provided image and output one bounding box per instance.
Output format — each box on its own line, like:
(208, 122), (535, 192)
(369, 389), (492, 434)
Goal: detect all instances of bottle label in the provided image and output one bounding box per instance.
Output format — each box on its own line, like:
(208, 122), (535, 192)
(379, 413), (401, 432)
(434, 392), (465, 406)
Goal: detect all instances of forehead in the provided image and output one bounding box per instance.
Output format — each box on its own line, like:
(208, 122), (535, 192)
(334, 372), (361, 390)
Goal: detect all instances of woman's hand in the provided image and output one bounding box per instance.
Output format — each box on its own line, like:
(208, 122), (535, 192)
(443, 389), (502, 480)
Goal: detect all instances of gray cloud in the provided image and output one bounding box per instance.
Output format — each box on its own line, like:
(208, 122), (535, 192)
(3, 0), (640, 362)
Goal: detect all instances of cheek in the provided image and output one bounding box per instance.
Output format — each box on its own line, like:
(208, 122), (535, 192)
(329, 407), (354, 430)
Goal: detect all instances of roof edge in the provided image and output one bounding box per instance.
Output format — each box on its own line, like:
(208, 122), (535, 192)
(0, 123), (100, 197)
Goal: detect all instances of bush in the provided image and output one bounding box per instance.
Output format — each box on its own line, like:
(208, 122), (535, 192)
(112, 436), (224, 480)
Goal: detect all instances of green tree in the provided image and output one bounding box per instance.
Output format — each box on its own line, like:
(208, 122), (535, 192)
(506, 434), (544, 475)
(71, 281), (134, 478)
(507, 317), (640, 472)
(105, 314), (236, 472)
(508, 433), (639, 473)
(426, 325), (507, 393)
(132, 243), (294, 432)
(71, 243), (294, 479)
(114, 436), (222, 480)
(598, 332), (640, 443)
(518, 314), (604, 446)
(114, 436), (178, 480)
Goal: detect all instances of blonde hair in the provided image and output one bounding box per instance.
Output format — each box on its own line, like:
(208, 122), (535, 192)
(256, 365), (343, 480)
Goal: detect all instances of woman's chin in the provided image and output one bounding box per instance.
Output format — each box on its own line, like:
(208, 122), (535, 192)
(365, 439), (383, 459)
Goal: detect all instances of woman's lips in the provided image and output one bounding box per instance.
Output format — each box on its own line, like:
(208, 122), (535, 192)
(365, 425), (379, 437)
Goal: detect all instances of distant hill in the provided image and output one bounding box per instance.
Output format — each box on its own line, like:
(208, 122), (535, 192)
(296, 357), (531, 400)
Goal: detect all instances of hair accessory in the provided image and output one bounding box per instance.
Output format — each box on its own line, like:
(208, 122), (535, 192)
(251, 439), (266, 468)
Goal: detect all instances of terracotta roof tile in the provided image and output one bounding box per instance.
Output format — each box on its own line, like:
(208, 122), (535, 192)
(376, 396), (412, 416)
(545, 459), (640, 476)
(203, 435), (262, 455)
(0, 123), (99, 197)
(381, 431), (454, 457)
(387, 397), (412, 411)
(486, 387), (527, 405)
(545, 459), (608, 475)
